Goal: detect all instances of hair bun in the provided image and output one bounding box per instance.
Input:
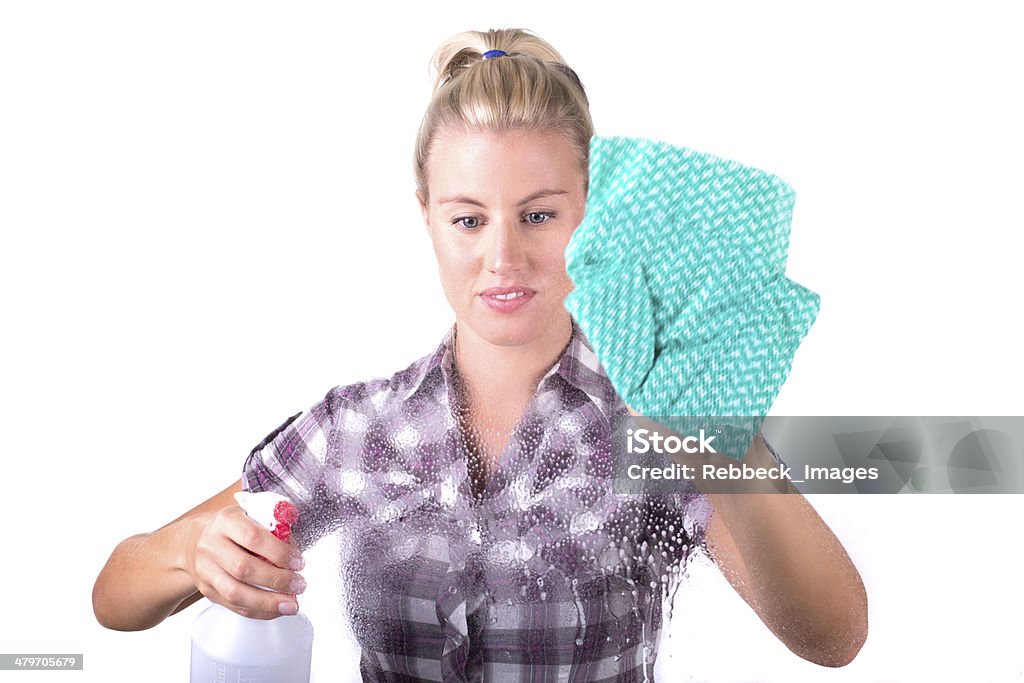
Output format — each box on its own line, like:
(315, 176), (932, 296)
(430, 28), (571, 93)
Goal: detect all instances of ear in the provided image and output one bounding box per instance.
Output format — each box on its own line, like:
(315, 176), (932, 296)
(415, 190), (430, 231)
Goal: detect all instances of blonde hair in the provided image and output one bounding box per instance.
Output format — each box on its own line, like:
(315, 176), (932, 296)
(414, 28), (593, 200)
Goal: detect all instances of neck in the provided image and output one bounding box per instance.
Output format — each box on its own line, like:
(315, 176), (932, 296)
(453, 315), (572, 405)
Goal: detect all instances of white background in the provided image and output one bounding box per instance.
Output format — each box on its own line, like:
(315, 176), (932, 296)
(1, 1), (1022, 681)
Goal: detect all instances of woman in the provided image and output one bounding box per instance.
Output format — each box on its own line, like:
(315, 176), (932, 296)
(93, 28), (867, 680)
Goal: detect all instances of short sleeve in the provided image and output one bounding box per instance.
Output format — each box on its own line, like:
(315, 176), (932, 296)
(639, 432), (788, 567)
(241, 389), (339, 550)
(671, 432), (787, 550)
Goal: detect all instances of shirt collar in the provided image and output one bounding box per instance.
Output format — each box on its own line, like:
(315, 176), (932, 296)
(544, 319), (625, 421)
(399, 324), (455, 403)
(400, 319), (624, 421)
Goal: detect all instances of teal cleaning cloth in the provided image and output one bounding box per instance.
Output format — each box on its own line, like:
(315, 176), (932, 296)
(565, 137), (820, 455)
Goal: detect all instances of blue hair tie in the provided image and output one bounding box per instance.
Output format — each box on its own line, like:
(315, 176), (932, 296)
(482, 49), (508, 59)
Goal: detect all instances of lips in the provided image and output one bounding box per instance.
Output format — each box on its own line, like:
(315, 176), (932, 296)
(479, 286), (536, 313)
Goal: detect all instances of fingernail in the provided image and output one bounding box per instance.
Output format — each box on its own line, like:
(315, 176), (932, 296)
(289, 576), (307, 594)
(278, 601), (298, 616)
(289, 554), (305, 571)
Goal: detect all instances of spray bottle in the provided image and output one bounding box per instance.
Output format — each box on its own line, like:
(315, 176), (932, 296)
(190, 491), (314, 682)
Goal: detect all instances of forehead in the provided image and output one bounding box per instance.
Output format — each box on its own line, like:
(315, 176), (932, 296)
(426, 127), (584, 200)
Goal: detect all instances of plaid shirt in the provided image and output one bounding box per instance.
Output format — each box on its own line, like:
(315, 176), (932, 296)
(243, 321), (712, 682)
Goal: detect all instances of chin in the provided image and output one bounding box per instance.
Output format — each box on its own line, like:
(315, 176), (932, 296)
(469, 310), (570, 350)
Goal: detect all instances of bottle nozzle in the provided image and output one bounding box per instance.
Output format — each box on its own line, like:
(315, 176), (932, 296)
(234, 491), (298, 542)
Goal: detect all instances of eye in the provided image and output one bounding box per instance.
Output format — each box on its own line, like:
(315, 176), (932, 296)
(453, 216), (482, 230)
(524, 211), (554, 226)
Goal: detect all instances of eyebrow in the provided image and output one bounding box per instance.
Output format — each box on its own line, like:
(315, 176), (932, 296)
(437, 189), (569, 207)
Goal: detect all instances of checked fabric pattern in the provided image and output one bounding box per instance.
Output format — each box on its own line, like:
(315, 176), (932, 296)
(243, 321), (711, 682)
(565, 136), (820, 446)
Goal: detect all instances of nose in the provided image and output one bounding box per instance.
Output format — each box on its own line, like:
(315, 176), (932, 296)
(484, 216), (527, 275)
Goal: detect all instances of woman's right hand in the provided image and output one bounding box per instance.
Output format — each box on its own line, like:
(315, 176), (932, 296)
(93, 479), (306, 631)
(181, 492), (307, 619)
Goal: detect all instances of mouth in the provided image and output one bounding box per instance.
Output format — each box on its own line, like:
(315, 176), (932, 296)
(479, 286), (536, 313)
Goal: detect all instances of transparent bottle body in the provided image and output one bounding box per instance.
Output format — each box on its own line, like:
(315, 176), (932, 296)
(190, 602), (314, 683)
